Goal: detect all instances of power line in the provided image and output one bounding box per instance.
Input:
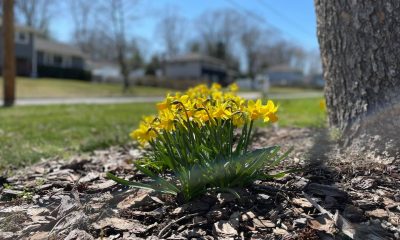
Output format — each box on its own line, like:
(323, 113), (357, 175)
(225, 0), (277, 29)
(257, 0), (314, 37)
(224, 0), (301, 41)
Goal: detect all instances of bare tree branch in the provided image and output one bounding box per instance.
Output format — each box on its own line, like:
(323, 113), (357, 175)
(156, 7), (185, 58)
(15, 0), (54, 37)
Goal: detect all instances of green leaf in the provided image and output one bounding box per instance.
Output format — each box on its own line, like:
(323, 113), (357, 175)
(217, 187), (241, 199)
(106, 172), (178, 195)
(262, 168), (302, 180)
(135, 164), (180, 193)
(271, 146), (293, 167)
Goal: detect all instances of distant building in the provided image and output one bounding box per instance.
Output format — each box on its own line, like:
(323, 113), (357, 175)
(236, 75), (270, 92)
(266, 65), (304, 86)
(163, 53), (228, 85)
(0, 22), (88, 80)
(309, 73), (324, 88)
(89, 61), (122, 83)
(129, 69), (146, 81)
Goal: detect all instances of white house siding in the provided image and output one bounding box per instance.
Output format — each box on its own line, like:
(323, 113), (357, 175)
(92, 66), (122, 83)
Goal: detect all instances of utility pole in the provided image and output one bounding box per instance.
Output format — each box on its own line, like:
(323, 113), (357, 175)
(3, 0), (16, 107)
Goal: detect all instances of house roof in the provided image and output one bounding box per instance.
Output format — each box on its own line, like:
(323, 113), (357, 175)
(166, 53), (225, 66)
(0, 21), (85, 58)
(35, 38), (85, 58)
(0, 20), (42, 34)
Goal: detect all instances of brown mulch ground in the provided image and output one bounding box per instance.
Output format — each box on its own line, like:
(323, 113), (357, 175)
(0, 127), (399, 240)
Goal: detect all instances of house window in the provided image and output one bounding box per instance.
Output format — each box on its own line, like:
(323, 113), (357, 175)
(15, 31), (29, 44)
(63, 57), (71, 68)
(43, 53), (51, 65)
(53, 55), (63, 66)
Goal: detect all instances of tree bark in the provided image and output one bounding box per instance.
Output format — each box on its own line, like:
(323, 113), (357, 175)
(315, 0), (400, 155)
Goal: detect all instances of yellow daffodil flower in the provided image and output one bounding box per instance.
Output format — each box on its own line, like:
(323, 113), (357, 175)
(211, 102), (232, 120)
(247, 99), (264, 120)
(228, 83), (239, 92)
(159, 109), (176, 131)
(130, 123), (157, 145)
(131, 83), (278, 145)
(211, 82), (222, 90)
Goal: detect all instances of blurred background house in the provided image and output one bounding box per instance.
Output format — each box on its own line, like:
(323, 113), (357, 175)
(266, 65), (304, 86)
(35, 38), (88, 80)
(0, 21), (89, 80)
(163, 53), (228, 85)
(305, 73), (324, 88)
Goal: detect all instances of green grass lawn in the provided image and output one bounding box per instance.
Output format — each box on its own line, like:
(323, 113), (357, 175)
(274, 98), (326, 128)
(0, 77), (321, 99)
(239, 85), (322, 95)
(0, 77), (171, 98)
(268, 86), (322, 94)
(0, 98), (326, 169)
(0, 103), (156, 168)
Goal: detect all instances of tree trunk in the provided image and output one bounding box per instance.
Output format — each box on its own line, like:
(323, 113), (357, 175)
(315, 0), (400, 156)
(118, 47), (129, 92)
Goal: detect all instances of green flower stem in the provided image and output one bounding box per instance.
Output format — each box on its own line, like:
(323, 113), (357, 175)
(244, 120), (254, 153)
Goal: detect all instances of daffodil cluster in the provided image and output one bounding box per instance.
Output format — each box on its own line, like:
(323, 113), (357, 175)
(108, 83), (289, 202)
(131, 83), (278, 145)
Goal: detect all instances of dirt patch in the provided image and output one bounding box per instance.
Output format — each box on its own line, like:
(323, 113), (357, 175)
(0, 127), (399, 239)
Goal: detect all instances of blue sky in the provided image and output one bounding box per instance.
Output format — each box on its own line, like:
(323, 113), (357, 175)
(52, 0), (318, 54)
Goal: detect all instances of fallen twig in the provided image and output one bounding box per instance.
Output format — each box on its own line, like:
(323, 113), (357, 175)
(158, 213), (200, 238)
(303, 192), (355, 239)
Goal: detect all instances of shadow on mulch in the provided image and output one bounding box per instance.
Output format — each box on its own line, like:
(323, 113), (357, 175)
(303, 128), (396, 239)
(305, 128), (337, 184)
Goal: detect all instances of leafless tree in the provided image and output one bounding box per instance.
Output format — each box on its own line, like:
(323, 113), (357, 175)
(70, 0), (96, 54)
(288, 46), (306, 71)
(196, 12), (219, 55)
(196, 9), (242, 68)
(14, 0), (54, 37)
(240, 23), (265, 78)
(305, 49), (322, 75)
(125, 37), (147, 71)
(186, 40), (201, 54)
(257, 40), (306, 71)
(69, 0), (116, 61)
(264, 41), (293, 66)
(93, 0), (141, 91)
(69, 0), (143, 90)
(110, 0), (129, 91)
(156, 8), (185, 58)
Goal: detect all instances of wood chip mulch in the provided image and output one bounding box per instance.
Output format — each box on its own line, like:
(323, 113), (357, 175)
(0, 127), (399, 240)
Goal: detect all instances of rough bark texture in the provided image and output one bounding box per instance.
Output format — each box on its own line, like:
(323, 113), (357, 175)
(315, 0), (400, 156)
